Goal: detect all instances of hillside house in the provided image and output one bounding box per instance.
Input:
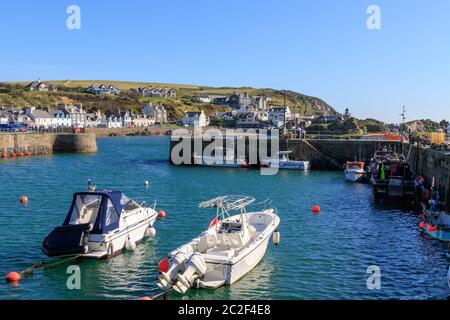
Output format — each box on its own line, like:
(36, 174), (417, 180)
(268, 106), (292, 128)
(141, 103), (168, 124)
(86, 84), (120, 95)
(181, 110), (208, 127)
(25, 80), (57, 92)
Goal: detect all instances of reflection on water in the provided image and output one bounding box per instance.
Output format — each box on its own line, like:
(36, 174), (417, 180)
(0, 137), (449, 300)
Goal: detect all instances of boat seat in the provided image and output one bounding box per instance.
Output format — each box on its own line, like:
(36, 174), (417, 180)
(203, 247), (235, 262)
(217, 231), (244, 249)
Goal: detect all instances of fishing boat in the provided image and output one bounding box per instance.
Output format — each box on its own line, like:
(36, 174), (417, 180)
(42, 181), (158, 258)
(156, 195), (280, 294)
(344, 161), (366, 182)
(419, 182), (450, 241)
(261, 151), (310, 170)
(193, 147), (247, 168)
(367, 146), (398, 180)
(370, 156), (416, 199)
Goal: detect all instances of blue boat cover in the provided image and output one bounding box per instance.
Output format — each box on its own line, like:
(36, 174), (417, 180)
(63, 190), (130, 234)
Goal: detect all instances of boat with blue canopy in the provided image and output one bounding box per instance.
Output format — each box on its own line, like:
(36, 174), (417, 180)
(42, 181), (158, 259)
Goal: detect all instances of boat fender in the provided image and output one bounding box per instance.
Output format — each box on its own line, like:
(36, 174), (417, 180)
(83, 244), (89, 254)
(419, 221), (426, 229)
(146, 227), (156, 238)
(273, 231), (281, 245)
(87, 223), (94, 232)
(174, 253), (207, 294)
(125, 237), (136, 251)
(157, 253), (187, 290)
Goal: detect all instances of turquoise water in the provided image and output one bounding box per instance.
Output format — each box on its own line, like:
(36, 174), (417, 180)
(0, 137), (449, 300)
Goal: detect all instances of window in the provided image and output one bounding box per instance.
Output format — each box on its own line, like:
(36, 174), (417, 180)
(68, 194), (102, 225)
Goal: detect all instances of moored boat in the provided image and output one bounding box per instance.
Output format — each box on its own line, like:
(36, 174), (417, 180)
(419, 182), (450, 241)
(193, 147), (247, 168)
(344, 161), (366, 182)
(156, 195), (280, 294)
(370, 155), (416, 199)
(42, 181), (158, 258)
(261, 151), (310, 170)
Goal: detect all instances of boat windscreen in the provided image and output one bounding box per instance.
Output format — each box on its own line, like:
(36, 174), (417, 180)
(67, 194), (102, 225)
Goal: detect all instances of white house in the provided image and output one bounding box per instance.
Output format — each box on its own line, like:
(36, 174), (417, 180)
(25, 107), (54, 128)
(51, 110), (71, 128)
(181, 110), (208, 127)
(268, 106), (291, 128)
(141, 103), (168, 124)
(58, 104), (88, 128)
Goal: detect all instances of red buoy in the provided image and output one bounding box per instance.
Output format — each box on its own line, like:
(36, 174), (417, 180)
(138, 296), (153, 300)
(1, 153), (7, 159)
(18, 151), (24, 157)
(241, 161), (248, 168)
(311, 205), (321, 214)
(427, 225), (438, 232)
(10, 152), (16, 158)
(25, 151), (31, 157)
(20, 196), (29, 204)
(158, 210), (166, 219)
(6, 272), (21, 283)
(158, 258), (169, 273)
(419, 221), (426, 229)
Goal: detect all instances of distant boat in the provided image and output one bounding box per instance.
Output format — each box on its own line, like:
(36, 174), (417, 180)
(261, 151), (311, 170)
(344, 161), (366, 182)
(193, 147), (247, 168)
(156, 195), (280, 294)
(42, 181), (158, 259)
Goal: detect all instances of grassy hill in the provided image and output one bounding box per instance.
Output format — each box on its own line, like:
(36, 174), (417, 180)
(0, 80), (340, 120)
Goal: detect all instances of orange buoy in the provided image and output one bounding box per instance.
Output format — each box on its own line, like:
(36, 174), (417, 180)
(158, 210), (166, 219)
(241, 161), (248, 168)
(419, 221), (426, 229)
(20, 196), (29, 204)
(6, 272), (21, 283)
(25, 151), (31, 157)
(1, 153), (7, 159)
(311, 205), (321, 214)
(10, 152), (16, 158)
(138, 296), (153, 300)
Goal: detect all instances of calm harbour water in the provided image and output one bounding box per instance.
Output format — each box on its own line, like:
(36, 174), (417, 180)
(0, 136), (449, 300)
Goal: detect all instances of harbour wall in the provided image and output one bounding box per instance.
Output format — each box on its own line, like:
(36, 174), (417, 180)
(0, 133), (97, 155)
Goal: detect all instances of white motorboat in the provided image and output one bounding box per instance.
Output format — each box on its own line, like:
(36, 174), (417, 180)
(193, 147), (247, 168)
(156, 195), (280, 294)
(344, 161), (366, 182)
(261, 151), (310, 170)
(42, 181), (158, 259)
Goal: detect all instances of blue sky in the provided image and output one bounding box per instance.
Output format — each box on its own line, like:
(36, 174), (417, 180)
(0, 0), (449, 122)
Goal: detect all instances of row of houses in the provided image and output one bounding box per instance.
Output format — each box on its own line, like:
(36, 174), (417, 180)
(191, 91), (271, 110)
(21, 80), (178, 98)
(0, 103), (168, 129)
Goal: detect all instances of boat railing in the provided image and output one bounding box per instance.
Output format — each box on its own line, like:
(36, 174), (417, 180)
(199, 195), (256, 212)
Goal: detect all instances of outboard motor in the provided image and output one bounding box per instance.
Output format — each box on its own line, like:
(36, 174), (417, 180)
(173, 253), (207, 294)
(42, 223), (92, 257)
(157, 253), (187, 290)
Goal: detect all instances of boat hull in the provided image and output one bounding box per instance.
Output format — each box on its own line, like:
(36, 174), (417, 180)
(420, 226), (450, 242)
(344, 170), (366, 182)
(85, 213), (157, 259)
